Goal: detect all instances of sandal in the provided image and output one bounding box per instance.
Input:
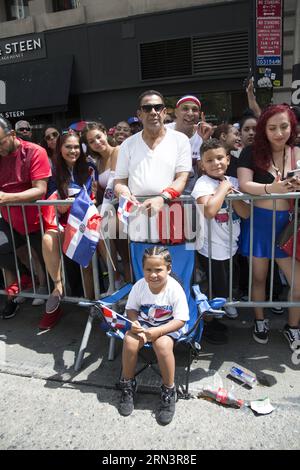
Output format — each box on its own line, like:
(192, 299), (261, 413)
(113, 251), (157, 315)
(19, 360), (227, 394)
(5, 274), (33, 296)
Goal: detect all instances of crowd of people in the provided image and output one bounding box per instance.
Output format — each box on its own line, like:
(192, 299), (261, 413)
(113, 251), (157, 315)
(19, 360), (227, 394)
(0, 85), (300, 425)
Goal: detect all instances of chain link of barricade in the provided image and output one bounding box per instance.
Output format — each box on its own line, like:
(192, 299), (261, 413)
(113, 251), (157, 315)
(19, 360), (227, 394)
(0, 192), (299, 308)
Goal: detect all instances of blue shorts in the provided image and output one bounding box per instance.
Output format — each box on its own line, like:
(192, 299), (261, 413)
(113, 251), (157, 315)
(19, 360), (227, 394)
(139, 319), (187, 341)
(239, 206), (290, 259)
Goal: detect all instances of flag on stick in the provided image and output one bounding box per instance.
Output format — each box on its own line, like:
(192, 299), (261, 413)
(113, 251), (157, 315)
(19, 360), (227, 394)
(63, 186), (102, 267)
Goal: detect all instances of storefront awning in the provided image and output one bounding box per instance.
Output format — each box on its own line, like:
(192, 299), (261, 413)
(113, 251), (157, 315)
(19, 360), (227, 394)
(0, 55), (73, 116)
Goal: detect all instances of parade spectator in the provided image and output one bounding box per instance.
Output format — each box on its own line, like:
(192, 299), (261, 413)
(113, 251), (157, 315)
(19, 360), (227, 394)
(165, 95), (203, 193)
(192, 139), (250, 343)
(118, 246), (189, 425)
(81, 122), (131, 286)
(239, 113), (257, 148)
(237, 104), (300, 350)
(212, 123), (241, 178)
(114, 121), (131, 145)
(40, 132), (95, 330)
(127, 116), (143, 134)
(0, 117), (51, 318)
(114, 90), (191, 242)
(164, 113), (174, 124)
(40, 124), (61, 197)
(15, 120), (33, 142)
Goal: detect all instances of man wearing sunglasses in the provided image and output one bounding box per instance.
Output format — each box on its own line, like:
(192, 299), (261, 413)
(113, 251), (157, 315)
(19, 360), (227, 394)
(0, 117), (51, 319)
(115, 89), (191, 241)
(15, 120), (33, 142)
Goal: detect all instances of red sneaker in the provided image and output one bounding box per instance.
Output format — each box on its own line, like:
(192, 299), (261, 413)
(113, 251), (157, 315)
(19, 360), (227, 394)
(38, 306), (63, 330)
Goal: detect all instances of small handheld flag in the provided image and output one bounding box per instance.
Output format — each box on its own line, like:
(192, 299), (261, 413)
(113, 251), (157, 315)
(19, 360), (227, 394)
(117, 195), (141, 226)
(101, 305), (131, 330)
(63, 186), (102, 267)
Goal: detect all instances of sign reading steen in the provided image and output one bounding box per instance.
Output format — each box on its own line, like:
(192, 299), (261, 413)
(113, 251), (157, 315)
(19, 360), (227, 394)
(0, 33), (46, 65)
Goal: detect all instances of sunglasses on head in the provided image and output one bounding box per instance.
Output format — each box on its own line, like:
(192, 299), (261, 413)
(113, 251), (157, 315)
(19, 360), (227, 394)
(18, 127), (30, 132)
(45, 131), (59, 140)
(140, 104), (165, 113)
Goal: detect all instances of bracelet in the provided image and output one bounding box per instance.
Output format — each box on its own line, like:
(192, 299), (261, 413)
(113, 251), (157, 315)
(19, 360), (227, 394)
(264, 184), (270, 194)
(162, 187), (181, 200)
(159, 192), (170, 203)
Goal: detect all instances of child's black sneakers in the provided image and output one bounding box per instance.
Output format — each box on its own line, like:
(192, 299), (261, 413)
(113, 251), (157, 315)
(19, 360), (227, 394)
(156, 384), (177, 425)
(118, 378), (137, 416)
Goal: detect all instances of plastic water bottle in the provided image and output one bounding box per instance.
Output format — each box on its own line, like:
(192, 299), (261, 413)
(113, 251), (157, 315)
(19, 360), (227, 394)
(200, 386), (244, 408)
(229, 366), (257, 388)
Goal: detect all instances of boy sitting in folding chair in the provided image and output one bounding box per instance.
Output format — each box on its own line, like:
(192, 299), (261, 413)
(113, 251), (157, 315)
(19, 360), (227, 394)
(118, 246), (189, 425)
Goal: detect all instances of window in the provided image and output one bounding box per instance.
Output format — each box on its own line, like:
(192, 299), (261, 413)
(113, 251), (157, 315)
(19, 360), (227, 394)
(52, 0), (80, 11)
(5, 0), (29, 21)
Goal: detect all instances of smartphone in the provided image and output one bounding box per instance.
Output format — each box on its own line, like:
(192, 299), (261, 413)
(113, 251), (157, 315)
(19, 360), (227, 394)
(286, 169), (300, 178)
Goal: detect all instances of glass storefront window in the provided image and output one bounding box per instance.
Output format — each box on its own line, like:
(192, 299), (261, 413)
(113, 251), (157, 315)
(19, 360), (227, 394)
(165, 89), (272, 125)
(5, 0), (29, 21)
(53, 0), (80, 11)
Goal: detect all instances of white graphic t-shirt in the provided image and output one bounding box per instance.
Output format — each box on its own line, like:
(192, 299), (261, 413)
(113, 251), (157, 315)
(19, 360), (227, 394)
(191, 174), (241, 260)
(126, 276), (189, 329)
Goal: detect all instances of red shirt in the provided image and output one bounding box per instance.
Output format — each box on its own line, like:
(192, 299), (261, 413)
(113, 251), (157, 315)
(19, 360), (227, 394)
(0, 139), (51, 234)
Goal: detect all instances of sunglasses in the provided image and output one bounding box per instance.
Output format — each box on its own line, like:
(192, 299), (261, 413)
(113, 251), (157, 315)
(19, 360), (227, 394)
(140, 104), (165, 113)
(45, 131), (59, 141)
(18, 127), (30, 132)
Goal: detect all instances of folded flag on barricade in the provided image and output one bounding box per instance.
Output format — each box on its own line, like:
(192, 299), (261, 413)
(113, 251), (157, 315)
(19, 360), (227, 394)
(63, 186), (102, 268)
(41, 182), (83, 232)
(117, 195), (141, 226)
(101, 304), (131, 330)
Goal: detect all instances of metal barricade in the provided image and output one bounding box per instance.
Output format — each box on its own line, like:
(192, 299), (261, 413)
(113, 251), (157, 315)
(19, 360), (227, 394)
(0, 199), (115, 305)
(0, 192), (299, 311)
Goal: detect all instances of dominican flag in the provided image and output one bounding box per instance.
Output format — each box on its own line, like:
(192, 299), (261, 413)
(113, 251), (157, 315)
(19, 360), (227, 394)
(117, 195), (141, 226)
(41, 182), (85, 232)
(63, 186), (102, 267)
(101, 304), (129, 330)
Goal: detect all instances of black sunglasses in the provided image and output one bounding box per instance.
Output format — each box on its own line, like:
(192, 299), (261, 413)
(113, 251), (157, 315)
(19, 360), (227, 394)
(140, 104), (165, 113)
(45, 131), (59, 141)
(18, 127), (30, 132)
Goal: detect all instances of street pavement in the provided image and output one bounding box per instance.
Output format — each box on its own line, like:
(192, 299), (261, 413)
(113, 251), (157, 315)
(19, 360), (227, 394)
(0, 298), (299, 450)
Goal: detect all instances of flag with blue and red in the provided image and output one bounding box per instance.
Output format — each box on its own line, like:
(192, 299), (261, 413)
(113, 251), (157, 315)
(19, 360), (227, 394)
(63, 186), (102, 267)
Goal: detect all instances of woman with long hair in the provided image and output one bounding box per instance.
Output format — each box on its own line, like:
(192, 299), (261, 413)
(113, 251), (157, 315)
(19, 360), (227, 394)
(40, 131), (95, 330)
(40, 124), (61, 197)
(81, 122), (131, 287)
(237, 104), (300, 350)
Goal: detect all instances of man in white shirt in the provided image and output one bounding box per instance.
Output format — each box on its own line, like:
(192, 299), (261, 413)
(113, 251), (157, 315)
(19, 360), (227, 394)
(114, 90), (191, 241)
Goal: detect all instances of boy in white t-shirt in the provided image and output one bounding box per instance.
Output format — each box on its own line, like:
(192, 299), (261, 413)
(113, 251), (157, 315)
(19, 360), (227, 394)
(191, 139), (249, 333)
(118, 246), (189, 425)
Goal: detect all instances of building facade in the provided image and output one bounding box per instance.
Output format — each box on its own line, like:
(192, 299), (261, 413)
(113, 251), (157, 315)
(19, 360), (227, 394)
(0, 0), (298, 133)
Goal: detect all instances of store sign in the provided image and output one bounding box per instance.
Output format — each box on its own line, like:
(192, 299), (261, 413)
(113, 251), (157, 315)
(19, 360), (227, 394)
(291, 63), (300, 105)
(0, 110), (26, 119)
(0, 33), (46, 65)
(255, 0), (283, 88)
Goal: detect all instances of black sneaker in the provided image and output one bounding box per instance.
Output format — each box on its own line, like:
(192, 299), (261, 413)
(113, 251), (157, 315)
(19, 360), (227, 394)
(156, 385), (177, 425)
(283, 324), (300, 351)
(118, 378), (137, 416)
(253, 319), (269, 344)
(203, 321), (228, 344)
(1, 298), (20, 319)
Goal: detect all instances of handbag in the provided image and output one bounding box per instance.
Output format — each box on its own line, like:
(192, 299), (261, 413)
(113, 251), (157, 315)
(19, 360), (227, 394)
(278, 215), (300, 260)
(277, 147), (300, 260)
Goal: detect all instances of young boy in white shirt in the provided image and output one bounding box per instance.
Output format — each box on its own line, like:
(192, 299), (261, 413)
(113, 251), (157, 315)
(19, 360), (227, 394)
(191, 139), (249, 342)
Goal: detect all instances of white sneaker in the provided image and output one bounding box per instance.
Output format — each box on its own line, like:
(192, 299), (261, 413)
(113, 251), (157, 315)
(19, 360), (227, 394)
(32, 286), (48, 306)
(224, 305), (238, 319)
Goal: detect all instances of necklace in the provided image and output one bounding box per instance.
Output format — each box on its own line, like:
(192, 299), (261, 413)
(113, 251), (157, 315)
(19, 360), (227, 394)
(271, 147), (286, 179)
